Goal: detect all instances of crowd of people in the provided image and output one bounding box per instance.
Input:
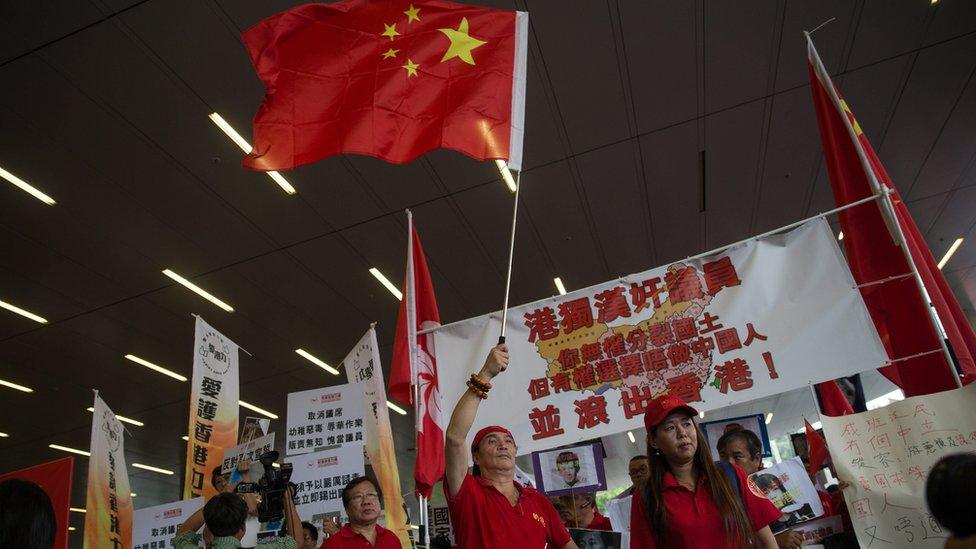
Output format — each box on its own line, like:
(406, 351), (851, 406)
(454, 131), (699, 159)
(1, 344), (975, 548)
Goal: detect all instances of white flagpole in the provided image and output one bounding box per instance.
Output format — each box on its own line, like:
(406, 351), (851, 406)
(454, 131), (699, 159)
(806, 33), (961, 388)
(498, 170), (522, 344)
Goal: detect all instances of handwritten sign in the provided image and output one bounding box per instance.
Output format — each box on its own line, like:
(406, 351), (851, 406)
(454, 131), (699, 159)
(821, 383), (976, 547)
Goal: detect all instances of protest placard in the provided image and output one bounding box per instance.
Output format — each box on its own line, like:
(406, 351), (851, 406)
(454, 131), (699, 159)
(220, 433), (275, 474)
(285, 444), (365, 522)
(286, 383), (366, 455)
(821, 382), (976, 547)
(746, 456), (823, 533)
(132, 497), (203, 549)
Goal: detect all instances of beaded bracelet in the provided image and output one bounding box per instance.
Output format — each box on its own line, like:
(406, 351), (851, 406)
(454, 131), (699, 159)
(469, 373), (492, 392)
(466, 379), (488, 399)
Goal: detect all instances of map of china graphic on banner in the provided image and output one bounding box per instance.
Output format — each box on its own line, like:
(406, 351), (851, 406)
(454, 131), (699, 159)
(435, 219), (889, 454)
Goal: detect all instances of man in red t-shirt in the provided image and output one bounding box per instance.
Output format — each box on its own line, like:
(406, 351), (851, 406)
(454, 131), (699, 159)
(321, 477), (400, 549)
(444, 345), (578, 549)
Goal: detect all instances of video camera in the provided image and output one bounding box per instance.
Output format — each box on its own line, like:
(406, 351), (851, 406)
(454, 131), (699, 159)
(234, 450), (295, 523)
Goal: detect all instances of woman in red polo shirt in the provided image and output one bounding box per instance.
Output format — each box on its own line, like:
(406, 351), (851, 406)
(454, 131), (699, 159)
(630, 395), (780, 548)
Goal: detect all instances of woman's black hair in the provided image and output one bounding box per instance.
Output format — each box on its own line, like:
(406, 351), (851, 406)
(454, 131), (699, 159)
(0, 478), (56, 549)
(926, 453), (976, 537)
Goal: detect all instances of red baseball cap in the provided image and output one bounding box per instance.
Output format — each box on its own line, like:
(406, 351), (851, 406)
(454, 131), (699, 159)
(643, 394), (699, 432)
(471, 425), (515, 453)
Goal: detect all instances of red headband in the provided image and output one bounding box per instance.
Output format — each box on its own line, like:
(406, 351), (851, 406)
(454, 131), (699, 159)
(471, 425), (515, 452)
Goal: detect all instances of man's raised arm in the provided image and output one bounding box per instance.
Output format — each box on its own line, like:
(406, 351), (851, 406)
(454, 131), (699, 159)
(444, 344), (508, 497)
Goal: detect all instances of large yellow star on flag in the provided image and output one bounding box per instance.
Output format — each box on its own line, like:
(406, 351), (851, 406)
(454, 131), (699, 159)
(382, 22), (400, 40)
(840, 100), (863, 136)
(402, 59), (420, 77)
(404, 4), (421, 23)
(438, 17), (486, 65)
(382, 48), (399, 59)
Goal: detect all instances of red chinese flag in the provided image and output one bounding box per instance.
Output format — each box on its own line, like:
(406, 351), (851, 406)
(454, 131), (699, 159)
(242, 0), (528, 172)
(814, 380), (854, 417)
(389, 215), (444, 498)
(804, 419), (829, 477)
(806, 34), (975, 396)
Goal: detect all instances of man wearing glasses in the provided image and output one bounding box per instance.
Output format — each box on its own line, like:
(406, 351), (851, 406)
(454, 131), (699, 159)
(321, 477), (401, 548)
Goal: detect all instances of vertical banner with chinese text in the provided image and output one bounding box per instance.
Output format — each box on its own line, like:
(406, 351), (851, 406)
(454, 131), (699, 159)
(183, 316), (240, 499)
(343, 326), (410, 547)
(286, 383), (366, 455)
(83, 393), (133, 549)
(821, 383), (976, 548)
(435, 219), (889, 454)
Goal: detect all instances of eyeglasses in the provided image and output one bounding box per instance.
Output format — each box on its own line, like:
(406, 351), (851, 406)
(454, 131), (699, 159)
(349, 492), (380, 503)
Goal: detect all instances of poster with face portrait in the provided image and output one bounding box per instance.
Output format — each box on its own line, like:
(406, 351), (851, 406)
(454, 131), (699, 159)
(700, 414), (771, 459)
(747, 457), (824, 533)
(532, 442), (607, 497)
(570, 529), (623, 549)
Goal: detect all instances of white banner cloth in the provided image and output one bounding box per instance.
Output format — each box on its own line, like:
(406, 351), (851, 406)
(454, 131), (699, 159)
(435, 219), (887, 454)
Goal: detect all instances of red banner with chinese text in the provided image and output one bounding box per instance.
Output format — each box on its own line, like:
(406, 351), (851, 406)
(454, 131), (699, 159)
(435, 220), (889, 455)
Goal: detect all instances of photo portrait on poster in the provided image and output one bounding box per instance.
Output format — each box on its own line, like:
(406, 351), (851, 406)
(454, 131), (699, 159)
(570, 528), (622, 549)
(700, 414), (771, 458)
(532, 442), (607, 497)
(746, 457), (824, 533)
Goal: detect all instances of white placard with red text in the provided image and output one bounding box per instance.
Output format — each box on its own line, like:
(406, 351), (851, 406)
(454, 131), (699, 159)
(434, 220), (887, 454)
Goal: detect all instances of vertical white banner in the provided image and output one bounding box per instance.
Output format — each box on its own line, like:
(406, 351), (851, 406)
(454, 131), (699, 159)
(184, 316), (240, 499)
(343, 326), (411, 546)
(84, 393), (133, 549)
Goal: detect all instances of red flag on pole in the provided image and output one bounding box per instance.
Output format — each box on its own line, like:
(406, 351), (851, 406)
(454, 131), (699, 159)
(390, 214), (444, 498)
(806, 33), (974, 396)
(804, 419), (829, 477)
(242, 0), (528, 172)
(814, 381), (855, 417)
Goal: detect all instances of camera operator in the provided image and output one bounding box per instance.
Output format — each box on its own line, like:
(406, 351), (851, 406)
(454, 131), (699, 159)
(174, 485), (301, 549)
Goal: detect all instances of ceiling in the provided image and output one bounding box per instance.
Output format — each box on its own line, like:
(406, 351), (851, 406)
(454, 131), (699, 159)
(1, 0), (976, 543)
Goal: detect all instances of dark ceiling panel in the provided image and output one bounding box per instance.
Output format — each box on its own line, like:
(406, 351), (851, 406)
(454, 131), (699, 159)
(703, 0), (780, 112)
(846, 1), (933, 69)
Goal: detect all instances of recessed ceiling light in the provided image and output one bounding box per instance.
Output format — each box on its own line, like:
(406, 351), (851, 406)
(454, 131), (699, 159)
(837, 231), (843, 241)
(387, 401), (407, 415)
(132, 463), (174, 475)
(0, 432), (8, 438)
(0, 378), (34, 393)
(69, 507), (86, 514)
(553, 277), (567, 296)
(295, 349), (339, 375)
(161, 269), (234, 312)
(0, 299), (48, 324)
(495, 160), (517, 192)
(627, 431), (636, 444)
(124, 354), (187, 382)
(765, 412), (774, 425)
(208, 113), (297, 195)
(49, 444), (90, 457)
(369, 268), (403, 300)
(68, 527), (76, 531)
(130, 492), (137, 497)
(239, 400), (278, 419)
(181, 435), (189, 441)
(0, 165), (56, 205)
(937, 238), (963, 270)
(85, 407), (144, 427)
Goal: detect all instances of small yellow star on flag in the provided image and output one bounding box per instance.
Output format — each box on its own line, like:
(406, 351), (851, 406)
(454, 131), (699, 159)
(382, 22), (400, 40)
(402, 59), (420, 77)
(382, 48), (399, 59)
(404, 4), (421, 23)
(438, 17), (486, 65)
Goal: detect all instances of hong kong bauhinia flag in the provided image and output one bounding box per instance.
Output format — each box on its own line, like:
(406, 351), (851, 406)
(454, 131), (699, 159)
(807, 33), (976, 395)
(242, 0), (528, 171)
(390, 212), (444, 498)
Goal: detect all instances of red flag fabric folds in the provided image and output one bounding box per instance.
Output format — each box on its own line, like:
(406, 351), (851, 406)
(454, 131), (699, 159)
(804, 419), (829, 477)
(814, 381), (855, 417)
(390, 218), (444, 498)
(806, 34), (974, 396)
(242, 0), (528, 171)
